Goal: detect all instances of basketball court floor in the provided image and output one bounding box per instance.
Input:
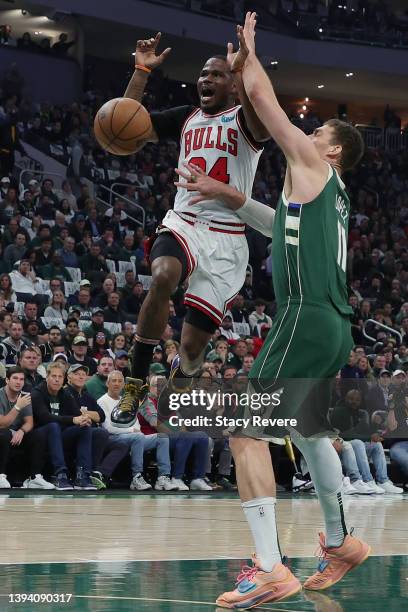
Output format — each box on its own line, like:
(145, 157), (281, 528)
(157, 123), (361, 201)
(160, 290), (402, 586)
(0, 490), (406, 611)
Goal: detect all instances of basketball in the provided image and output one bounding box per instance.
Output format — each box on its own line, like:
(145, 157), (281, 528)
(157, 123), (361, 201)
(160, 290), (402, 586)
(93, 97), (152, 156)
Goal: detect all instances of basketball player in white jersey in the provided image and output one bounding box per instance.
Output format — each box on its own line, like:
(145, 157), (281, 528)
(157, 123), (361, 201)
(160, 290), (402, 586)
(112, 31), (269, 424)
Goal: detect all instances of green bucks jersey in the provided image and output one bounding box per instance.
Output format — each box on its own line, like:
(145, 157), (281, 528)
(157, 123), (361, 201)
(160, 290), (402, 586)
(271, 165), (352, 315)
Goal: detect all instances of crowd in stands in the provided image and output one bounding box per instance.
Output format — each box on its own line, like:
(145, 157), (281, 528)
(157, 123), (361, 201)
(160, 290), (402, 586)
(0, 50), (407, 494)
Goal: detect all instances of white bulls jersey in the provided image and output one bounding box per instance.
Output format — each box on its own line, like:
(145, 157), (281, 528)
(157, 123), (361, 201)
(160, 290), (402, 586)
(175, 105), (263, 223)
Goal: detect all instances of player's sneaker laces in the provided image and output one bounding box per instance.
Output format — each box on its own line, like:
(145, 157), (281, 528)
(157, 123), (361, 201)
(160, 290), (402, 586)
(23, 474), (55, 490)
(216, 555), (302, 609)
(303, 532), (371, 591)
(111, 377), (144, 427)
(154, 475), (178, 491)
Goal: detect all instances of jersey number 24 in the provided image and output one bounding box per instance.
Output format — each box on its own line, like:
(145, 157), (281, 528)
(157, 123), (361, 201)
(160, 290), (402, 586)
(188, 157), (230, 184)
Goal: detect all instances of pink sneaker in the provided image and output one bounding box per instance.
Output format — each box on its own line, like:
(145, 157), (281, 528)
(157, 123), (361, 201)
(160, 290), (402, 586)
(304, 532), (371, 591)
(216, 556), (302, 609)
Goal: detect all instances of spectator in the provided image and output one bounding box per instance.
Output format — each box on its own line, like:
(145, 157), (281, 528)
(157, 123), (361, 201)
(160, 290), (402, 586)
(103, 292), (128, 325)
(56, 236), (79, 268)
(90, 331), (109, 361)
(31, 362), (96, 490)
(0, 367), (54, 490)
(219, 314), (240, 340)
(248, 298), (272, 331)
(85, 355), (114, 400)
(114, 350), (130, 378)
(0, 273), (16, 306)
(52, 33), (75, 56)
(0, 320), (28, 366)
(39, 253), (72, 282)
(68, 336), (97, 375)
(39, 326), (63, 363)
(331, 389), (402, 494)
(0, 311), (12, 342)
(9, 259), (41, 298)
(3, 232), (27, 270)
(34, 236), (54, 268)
(65, 363), (128, 489)
(63, 317), (80, 348)
(84, 307), (110, 340)
(387, 371), (408, 484)
(94, 277), (116, 309)
(44, 290), (68, 321)
(139, 374), (212, 491)
(19, 346), (44, 391)
(125, 281), (145, 316)
(98, 370), (176, 491)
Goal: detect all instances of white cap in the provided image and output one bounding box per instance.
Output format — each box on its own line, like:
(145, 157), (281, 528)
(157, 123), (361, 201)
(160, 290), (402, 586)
(1, 176), (10, 183)
(28, 179), (38, 185)
(392, 369), (406, 377)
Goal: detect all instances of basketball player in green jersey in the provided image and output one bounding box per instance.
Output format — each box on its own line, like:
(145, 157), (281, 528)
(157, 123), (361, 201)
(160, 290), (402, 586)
(175, 12), (370, 608)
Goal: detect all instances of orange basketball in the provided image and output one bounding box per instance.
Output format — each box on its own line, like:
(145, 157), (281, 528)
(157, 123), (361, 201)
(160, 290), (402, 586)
(93, 97), (152, 156)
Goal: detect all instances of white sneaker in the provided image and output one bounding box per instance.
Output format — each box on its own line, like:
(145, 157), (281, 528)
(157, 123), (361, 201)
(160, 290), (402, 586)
(378, 480), (403, 494)
(23, 474), (55, 490)
(170, 477), (189, 491)
(155, 475), (178, 491)
(292, 473), (314, 492)
(342, 476), (357, 495)
(190, 478), (213, 491)
(130, 473), (151, 491)
(351, 479), (375, 495)
(0, 473), (11, 489)
(364, 480), (385, 495)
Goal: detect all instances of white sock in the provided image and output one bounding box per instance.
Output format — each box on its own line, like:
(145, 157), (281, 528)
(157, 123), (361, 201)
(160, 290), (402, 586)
(290, 431), (347, 548)
(242, 497), (282, 572)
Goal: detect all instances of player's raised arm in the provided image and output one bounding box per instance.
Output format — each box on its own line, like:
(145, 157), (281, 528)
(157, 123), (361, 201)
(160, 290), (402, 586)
(239, 13), (324, 170)
(227, 28), (269, 143)
(124, 32), (171, 142)
(175, 162), (275, 238)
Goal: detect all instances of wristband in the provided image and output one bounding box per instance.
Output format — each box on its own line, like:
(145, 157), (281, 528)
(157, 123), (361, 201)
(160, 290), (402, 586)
(14, 405), (21, 413)
(135, 64), (152, 74)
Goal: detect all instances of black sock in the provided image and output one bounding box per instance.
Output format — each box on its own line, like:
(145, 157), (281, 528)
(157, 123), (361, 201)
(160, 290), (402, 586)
(131, 340), (156, 381)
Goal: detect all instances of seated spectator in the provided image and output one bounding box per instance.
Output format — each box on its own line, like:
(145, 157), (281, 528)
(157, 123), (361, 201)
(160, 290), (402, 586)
(114, 350), (130, 378)
(94, 277), (116, 309)
(125, 281), (145, 316)
(109, 333), (128, 356)
(84, 307), (111, 340)
(23, 320), (42, 347)
(219, 314), (240, 340)
(0, 367), (54, 489)
(103, 291), (129, 324)
(31, 362), (96, 490)
(239, 354), (254, 374)
(44, 289), (68, 322)
(97, 227), (121, 260)
(56, 236), (79, 268)
(22, 301), (47, 338)
(40, 253), (72, 282)
(63, 317), (80, 349)
(98, 370), (177, 491)
(34, 236), (54, 268)
(4, 231), (27, 270)
(68, 335), (97, 376)
(138, 373), (211, 491)
(366, 369), (392, 416)
(0, 273), (17, 306)
(226, 339), (248, 370)
(64, 363), (128, 489)
(52, 33), (75, 56)
(9, 259), (41, 298)
(340, 350), (365, 398)
(19, 346), (44, 390)
(387, 370), (408, 484)
(0, 311), (12, 342)
(85, 355), (114, 400)
(0, 320), (28, 366)
(39, 326), (63, 363)
(331, 389), (402, 493)
(90, 331), (109, 361)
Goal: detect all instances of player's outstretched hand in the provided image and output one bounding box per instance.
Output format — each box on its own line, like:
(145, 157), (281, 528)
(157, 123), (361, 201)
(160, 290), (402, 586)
(134, 32), (171, 70)
(174, 162), (245, 210)
(240, 11), (257, 56)
(175, 162), (222, 204)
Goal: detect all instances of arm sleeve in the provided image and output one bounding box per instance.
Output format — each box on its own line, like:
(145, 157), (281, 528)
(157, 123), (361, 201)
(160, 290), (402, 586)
(150, 105), (196, 141)
(236, 197), (275, 238)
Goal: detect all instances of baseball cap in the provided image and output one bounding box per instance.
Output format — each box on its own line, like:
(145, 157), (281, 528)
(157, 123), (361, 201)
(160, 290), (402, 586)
(68, 363), (89, 375)
(153, 344), (163, 353)
(392, 369), (406, 377)
(53, 353), (68, 362)
(72, 335), (88, 346)
(149, 363), (167, 375)
(28, 179), (38, 185)
(115, 350), (128, 359)
(206, 350), (223, 363)
(92, 307), (104, 315)
(80, 279), (91, 287)
(379, 369), (391, 377)
(1, 176), (10, 184)
(68, 306), (80, 314)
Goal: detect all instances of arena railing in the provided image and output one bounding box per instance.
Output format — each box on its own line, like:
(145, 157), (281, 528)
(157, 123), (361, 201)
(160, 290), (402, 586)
(362, 319), (402, 346)
(357, 125), (408, 152)
(96, 183), (146, 229)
